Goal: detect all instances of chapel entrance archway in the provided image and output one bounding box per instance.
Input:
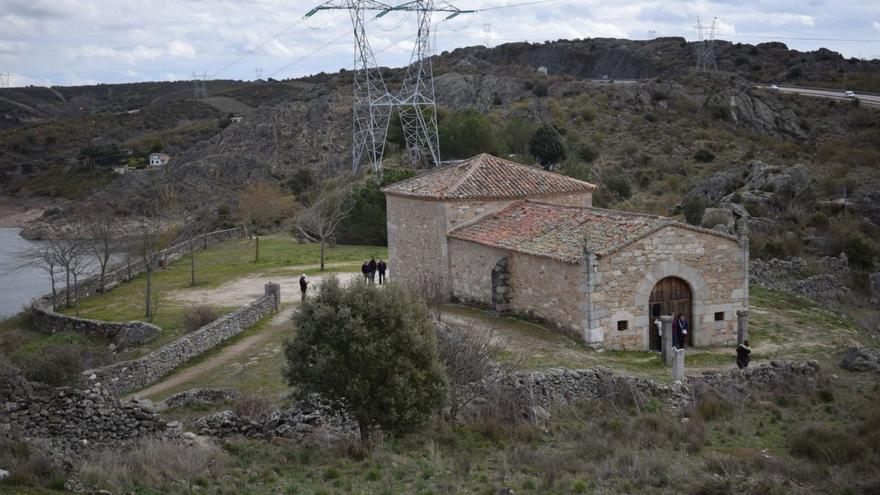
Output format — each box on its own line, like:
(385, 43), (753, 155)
(648, 277), (692, 350)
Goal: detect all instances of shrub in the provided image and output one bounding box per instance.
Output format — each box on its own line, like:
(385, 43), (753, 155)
(183, 305), (219, 333)
(682, 195), (707, 226)
(80, 438), (229, 492)
(532, 82), (549, 97)
(0, 437), (66, 489)
(605, 174), (632, 200)
(844, 236), (876, 271)
(695, 392), (732, 422)
(693, 148), (716, 163)
(577, 142), (599, 163)
(790, 425), (867, 464)
(439, 109), (502, 159)
(22, 344), (111, 387)
(284, 278), (447, 444)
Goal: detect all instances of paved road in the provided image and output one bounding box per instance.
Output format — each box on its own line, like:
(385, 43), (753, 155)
(756, 85), (880, 107)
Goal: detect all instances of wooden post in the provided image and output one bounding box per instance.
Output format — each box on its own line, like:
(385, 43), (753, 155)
(737, 310), (749, 345)
(661, 315), (673, 366)
(673, 348), (685, 381)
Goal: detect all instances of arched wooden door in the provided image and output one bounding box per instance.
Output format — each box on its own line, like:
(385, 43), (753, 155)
(648, 277), (692, 350)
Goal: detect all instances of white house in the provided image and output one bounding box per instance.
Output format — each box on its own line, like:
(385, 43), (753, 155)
(149, 153), (170, 167)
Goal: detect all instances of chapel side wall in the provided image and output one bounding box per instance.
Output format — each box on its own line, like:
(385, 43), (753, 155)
(594, 226), (746, 350)
(386, 196), (451, 296)
(538, 191), (593, 208)
(448, 239), (589, 337)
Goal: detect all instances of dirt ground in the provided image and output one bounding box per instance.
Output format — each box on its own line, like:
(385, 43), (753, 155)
(168, 269), (361, 307)
(0, 196), (51, 228)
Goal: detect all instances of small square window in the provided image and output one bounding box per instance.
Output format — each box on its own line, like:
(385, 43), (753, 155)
(617, 320), (629, 331)
(714, 312), (725, 321)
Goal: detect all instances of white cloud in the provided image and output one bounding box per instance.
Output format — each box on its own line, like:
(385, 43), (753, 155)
(873, 21), (880, 32)
(167, 40), (197, 58)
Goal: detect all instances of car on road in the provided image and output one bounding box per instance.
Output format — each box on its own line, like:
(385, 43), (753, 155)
(846, 90), (857, 98)
(770, 84), (779, 90)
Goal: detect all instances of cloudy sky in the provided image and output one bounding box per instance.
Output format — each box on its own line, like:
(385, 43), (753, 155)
(1, 0), (879, 87)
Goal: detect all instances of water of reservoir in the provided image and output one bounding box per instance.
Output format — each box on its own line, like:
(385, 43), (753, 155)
(0, 228), (124, 320)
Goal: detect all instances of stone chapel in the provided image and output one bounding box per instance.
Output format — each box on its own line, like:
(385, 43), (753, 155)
(383, 153), (748, 350)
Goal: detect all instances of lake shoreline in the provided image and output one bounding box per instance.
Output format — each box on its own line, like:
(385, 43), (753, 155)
(0, 196), (51, 229)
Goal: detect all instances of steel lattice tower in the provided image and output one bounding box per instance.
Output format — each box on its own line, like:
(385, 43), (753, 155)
(695, 17), (718, 72)
(0, 73), (10, 88)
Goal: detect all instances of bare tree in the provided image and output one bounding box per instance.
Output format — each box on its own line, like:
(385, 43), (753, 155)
(23, 243), (61, 310)
(50, 222), (88, 310)
(237, 182), (293, 262)
(83, 206), (123, 293)
(293, 187), (353, 271)
(129, 186), (180, 321)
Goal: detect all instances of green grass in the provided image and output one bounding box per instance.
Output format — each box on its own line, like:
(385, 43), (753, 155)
(59, 237), (384, 353)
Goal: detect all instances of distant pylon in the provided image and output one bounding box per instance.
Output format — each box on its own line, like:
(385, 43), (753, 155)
(0, 73), (10, 88)
(191, 70), (208, 100)
(694, 17), (718, 72)
(483, 23), (492, 47)
(255, 68), (263, 80)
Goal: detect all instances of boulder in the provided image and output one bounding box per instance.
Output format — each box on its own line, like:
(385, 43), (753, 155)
(840, 347), (880, 373)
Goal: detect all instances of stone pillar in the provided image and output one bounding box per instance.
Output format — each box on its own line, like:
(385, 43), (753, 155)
(661, 315), (673, 366)
(737, 310), (748, 345)
(672, 348), (685, 381)
(264, 282), (281, 312)
(491, 257), (512, 315)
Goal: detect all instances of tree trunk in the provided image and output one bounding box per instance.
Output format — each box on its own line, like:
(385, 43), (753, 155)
(203, 226), (208, 250)
(65, 268), (71, 309)
(73, 272), (80, 317)
(190, 239), (196, 286)
(50, 268), (57, 311)
(358, 419), (370, 449)
(255, 235), (260, 263)
(320, 237), (325, 272)
(99, 264), (106, 293)
(145, 265), (152, 320)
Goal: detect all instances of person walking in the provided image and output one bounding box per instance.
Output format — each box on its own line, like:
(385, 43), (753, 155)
(368, 257), (377, 284)
(361, 261), (369, 283)
(299, 274), (309, 302)
(671, 313), (682, 349)
(678, 314), (689, 348)
(736, 340), (752, 369)
(377, 259), (387, 284)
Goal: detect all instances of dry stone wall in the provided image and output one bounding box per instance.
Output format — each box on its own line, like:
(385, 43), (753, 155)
(30, 228), (244, 347)
(82, 283), (280, 397)
(0, 362), (173, 455)
(749, 255), (851, 301)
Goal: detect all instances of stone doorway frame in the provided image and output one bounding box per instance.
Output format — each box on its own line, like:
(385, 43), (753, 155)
(634, 260), (707, 350)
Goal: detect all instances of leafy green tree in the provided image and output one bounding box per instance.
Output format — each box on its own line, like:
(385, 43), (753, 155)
(529, 124), (567, 170)
(502, 118), (540, 156)
(336, 168), (415, 245)
(439, 109), (501, 159)
(844, 236), (876, 271)
(284, 279), (447, 445)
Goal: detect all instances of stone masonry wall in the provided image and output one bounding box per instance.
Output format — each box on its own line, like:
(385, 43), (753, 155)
(596, 226), (746, 350)
(29, 228), (243, 346)
(82, 283), (280, 397)
(0, 362), (171, 454)
(386, 196), (451, 296)
(448, 239), (589, 335)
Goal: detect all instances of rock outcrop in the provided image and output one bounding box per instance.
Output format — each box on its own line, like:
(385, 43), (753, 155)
(840, 347), (880, 373)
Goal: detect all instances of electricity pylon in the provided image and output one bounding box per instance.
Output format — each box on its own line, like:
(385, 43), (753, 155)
(307, 1), (396, 174)
(695, 17), (718, 72)
(0, 73), (10, 88)
(191, 70), (208, 100)
(306, 0), (472, 173)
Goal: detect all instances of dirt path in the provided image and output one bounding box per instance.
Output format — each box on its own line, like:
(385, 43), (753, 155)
(168, 264), (359, 307)
(132, 272), (360, 400)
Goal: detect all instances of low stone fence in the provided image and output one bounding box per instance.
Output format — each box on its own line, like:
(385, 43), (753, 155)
(82, 283), (280, 397)
(30, 309), (161, 349)
(0, 361), (173, 456)
(29, 227), (243, 347)
(750, 255), (850, 300)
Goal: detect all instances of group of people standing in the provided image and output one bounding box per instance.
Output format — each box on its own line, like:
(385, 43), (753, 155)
(361, 257), (387, 284)
(653, 313), (690, 349)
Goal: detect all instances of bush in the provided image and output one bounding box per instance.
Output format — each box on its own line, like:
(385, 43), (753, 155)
(183, 305), (219, 333)
(844, 236), (876, 271)
(502, 118), (540, 156)
(284, 278), (447, 444)
(80, 438), (229, 492)
(682, 195), (707, 226)
(439, 109), (502, 159)
(22, 344), (111, 387)
(605, 174), (632, 200)
(693, 149), (716, 163)
(232, 392), (273, 419)
(577, 142), (599, 163)
(0, 437), (66, 489)
(532, 82), (549, 97)
(790, 425), (867, 464)
(695, 392), (733, 422)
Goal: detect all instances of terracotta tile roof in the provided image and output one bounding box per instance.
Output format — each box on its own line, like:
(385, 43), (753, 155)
(448, 201), (735, 263)
(381, 153), (597, 200)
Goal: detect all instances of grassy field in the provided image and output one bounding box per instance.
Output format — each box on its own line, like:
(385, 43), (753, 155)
(0, 237), (385, 384)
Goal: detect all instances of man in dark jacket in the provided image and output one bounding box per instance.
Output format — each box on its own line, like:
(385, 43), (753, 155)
(377, 259), (387, 284)
(737, 340), (752, 369)
(299, 274), (309, 301)
(361, 261), (369, 282)
(368, 257), (377, 284)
